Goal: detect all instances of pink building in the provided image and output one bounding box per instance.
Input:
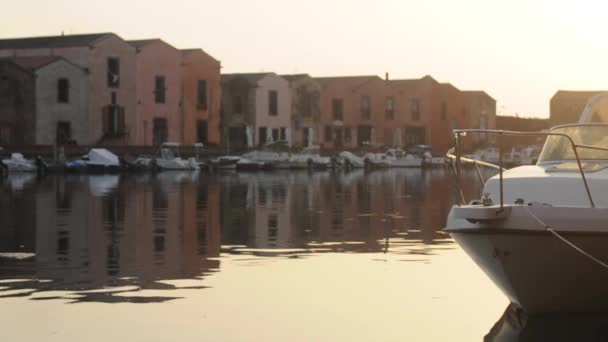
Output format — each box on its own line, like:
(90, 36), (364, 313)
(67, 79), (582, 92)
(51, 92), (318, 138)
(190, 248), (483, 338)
(129, 39), (182, 145)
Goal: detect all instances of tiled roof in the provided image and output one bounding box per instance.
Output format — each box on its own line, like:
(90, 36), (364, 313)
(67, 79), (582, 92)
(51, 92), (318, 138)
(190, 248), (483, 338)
(181, 48), (220, 63)
(551, 90), (606, 101)
(280, 74), (310, 82)
(222, 72), (275, 85)
(0, 33), (116, 49)
(127, 39), (161, 49)
(463, 90), (495, 101)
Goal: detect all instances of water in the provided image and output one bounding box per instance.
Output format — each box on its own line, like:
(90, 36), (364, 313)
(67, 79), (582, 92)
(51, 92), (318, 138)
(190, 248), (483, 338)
(0, 169), (521, 341)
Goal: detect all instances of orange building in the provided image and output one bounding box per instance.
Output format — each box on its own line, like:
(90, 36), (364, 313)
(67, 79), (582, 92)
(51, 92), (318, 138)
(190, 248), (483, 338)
(180, 49), (221, 145)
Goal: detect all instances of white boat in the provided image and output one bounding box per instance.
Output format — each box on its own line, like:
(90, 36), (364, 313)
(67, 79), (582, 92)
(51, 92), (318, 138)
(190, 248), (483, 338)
(135, 143), (199, 171)
(288, 146), (331, 169)
(65, 148), (121, 172)
(210, 155), (242, 170)
(363, 149), (423, 168)
(337, 151), (365, 168)
(1, 153), (38, 172)
(445, 120), (608, 314)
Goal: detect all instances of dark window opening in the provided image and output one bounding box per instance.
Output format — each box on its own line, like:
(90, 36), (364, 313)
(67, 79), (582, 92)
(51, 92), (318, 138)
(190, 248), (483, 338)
(279, 127), (286, 141)
(258, 126), (267, 145)
(332, 98), (343, 121)
(154, 76), (166, 104)
(361, 96), (370, 119)
(197, 120), (208, 144)
(56, 121), (72, 144)
(107, 58), (120, 88)
(57, 78), (69, 103)
(325, 125), (332, 142)
(344, 127), (352, 143)
(411, 98), (420, 121)
(234, 96), (243, 114)
(386, 96), (394, 119)
(197, 80), (207, 109)
(272, 128), (279, 141)
(103, 105), (125, 136)
(269, 90), (278, 116)
(153, 118), (168, 145)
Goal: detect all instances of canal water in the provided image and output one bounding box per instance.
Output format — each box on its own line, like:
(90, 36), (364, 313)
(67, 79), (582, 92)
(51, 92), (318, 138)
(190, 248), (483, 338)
(1, 169), (516, 341)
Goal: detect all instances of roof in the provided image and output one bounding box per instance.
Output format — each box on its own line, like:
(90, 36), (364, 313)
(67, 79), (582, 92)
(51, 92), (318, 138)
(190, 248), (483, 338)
(127, 39), (162, 49)
(0, 33), (116, 49)
(463, 90), (495, 101)
(551, 90), (606, 101)
(181, 48), (220, 63)
(313, 75), (379, 86)
(222, 72), (276, 85)
(280, 74), (310, 82)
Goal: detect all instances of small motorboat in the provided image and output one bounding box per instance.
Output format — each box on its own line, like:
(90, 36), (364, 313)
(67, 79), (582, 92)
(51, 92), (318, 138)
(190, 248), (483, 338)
(65, 148), (122, 173)
(337, 151), (365, 169)
(445, 100), (608, 314)
(210, 156), (242, 170)
(134, 143), (199, 171)
(241, 141), (291, 169)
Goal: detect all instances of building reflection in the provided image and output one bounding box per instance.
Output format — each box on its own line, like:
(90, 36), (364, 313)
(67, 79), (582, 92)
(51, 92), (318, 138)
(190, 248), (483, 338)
(0, 173), (221, 303)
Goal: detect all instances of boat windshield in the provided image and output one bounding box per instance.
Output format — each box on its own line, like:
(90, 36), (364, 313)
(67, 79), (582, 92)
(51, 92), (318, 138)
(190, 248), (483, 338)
(538, 124), (608, 164)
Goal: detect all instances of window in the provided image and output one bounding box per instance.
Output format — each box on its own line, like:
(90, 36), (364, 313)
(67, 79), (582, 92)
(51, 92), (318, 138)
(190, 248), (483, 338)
(0, 76), (9, 104)
(197, 120), (208, 143)
(411, 98), (420, 121)
(385, 96), (394, 119)
(441, 101), (447, 120)
(107, 58), (120, 87)
(361, 96), (370, 119)
(111, 92), (117, 105)
(154, 76), (165, 104)
(302, 92), (313, 117)
(272, 128), (279, 141)
(197, 80), (207, 109)
(280, 127), (286, 141)
(332, 98), (343, 121)
(56, 121), (71, 144)
(234, 96), (243, 114)
(344, 127), (352, 143)
(268, 90), (278, 116)
(258, 126), (267, 145)
(325, 125), (332, 142)
(57, 78), (69, 103)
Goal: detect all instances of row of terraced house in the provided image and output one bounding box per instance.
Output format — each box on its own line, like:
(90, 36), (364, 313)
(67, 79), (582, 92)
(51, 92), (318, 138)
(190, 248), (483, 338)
(0, 32), (496, 154)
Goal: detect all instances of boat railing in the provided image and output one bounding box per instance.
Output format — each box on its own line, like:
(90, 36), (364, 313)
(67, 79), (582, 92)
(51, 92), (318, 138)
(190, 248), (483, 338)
(447, 128), (608, 209)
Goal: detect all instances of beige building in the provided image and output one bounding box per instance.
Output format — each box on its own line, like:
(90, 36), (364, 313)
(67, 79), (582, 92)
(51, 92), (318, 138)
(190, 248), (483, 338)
(550, 90), (605, 126)
(463, 91), (496, 144)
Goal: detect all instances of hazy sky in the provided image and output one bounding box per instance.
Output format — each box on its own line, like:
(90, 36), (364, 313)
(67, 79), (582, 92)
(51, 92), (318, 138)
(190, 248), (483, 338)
(3, 0), (608, 118)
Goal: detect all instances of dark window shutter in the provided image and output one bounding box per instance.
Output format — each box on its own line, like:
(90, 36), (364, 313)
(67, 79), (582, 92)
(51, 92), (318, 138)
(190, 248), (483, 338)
(118, 107), (125, 134)
(102, 106), (109, 134)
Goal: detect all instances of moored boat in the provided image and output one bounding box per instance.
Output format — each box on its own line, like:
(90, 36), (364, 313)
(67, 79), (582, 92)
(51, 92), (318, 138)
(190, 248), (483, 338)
(445, 121), (608, 314)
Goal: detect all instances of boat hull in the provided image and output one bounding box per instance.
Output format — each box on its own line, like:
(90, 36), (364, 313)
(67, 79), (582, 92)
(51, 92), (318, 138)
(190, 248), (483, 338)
(447, 205), (608, 314)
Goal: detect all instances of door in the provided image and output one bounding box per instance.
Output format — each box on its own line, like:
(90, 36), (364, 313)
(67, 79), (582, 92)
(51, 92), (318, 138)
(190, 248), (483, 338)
(153, 118), (168, 145)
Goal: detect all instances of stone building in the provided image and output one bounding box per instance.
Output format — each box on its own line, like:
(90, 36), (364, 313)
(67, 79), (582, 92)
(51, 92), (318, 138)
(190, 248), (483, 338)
(0, 33), (137, 145)
(181, 49), (222, 145)
(129, 39), (182, 145)
(221, 73), (291, 151)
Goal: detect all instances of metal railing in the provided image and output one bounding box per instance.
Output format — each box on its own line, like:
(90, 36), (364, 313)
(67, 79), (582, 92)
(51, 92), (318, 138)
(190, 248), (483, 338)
(446, 127), (608, 209)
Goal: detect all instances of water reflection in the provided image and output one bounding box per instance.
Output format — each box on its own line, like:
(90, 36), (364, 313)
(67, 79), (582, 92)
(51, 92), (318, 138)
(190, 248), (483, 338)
(0, 168), (482, 304)
(486, 304), (608, 342)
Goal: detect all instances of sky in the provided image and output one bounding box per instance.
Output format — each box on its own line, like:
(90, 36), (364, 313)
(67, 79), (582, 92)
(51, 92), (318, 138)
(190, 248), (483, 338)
(3, 0), (608, 118)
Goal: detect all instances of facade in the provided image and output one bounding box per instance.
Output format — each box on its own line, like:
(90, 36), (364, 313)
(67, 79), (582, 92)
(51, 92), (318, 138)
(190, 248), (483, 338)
(281, 74), (322, 148)
(181, 49), (222, 145)
(0, 33), (137, 145)
(315, 76), (380, 150)
(550, 90), (604, 126)
(221, 73), (291, 150)
(431, 82), (471, 153)
(15, 57), (88, 145)
(388, 77), (435, 148)
(0, 59), (36, 145)
(463, 91), (496, 145)
(129, 39), (182, 145)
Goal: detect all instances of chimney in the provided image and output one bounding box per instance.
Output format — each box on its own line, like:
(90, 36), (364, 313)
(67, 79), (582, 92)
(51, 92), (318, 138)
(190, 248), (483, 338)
(385, 72), (389, 81)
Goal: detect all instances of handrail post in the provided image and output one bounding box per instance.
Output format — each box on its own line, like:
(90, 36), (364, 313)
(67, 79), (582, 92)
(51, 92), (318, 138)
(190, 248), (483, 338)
(498, 132), (504, 210)
(455, 132), (462, 206)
